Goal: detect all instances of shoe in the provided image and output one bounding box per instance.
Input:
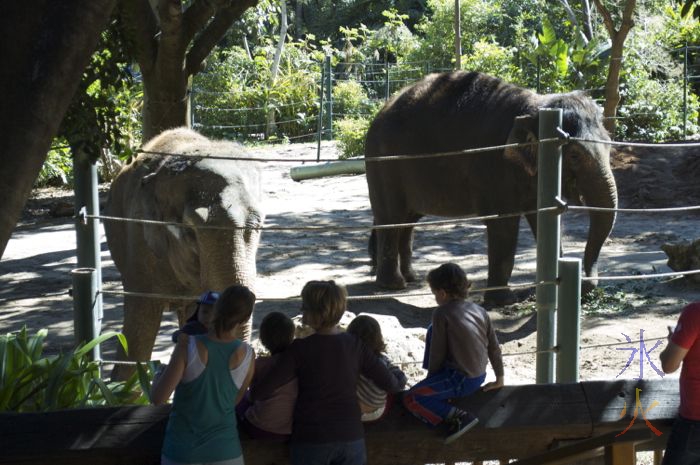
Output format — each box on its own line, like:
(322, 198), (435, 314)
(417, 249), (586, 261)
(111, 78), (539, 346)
(444, 411), (479, 445)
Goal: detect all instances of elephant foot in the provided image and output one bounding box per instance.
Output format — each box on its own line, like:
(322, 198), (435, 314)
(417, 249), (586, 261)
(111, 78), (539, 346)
(483, 288), (519, 309)
(376, 273), (407, 290)
(582, 279), (596, 296)
(402, 268), (418, 283)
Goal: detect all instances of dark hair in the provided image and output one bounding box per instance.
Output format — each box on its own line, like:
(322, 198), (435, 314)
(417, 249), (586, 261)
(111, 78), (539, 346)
(426, 263), (471, 299)
(347, 315), (385, 355)
(300, 280), (347, 329)
(260, 312), (295, 354)
(212, 284), (256, 338)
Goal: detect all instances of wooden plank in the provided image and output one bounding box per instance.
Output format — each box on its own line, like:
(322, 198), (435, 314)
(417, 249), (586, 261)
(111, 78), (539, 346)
(604, 442), (635, 465)
(0, 380), (680, 465)
(512, 429), (652, 465)
(582, 378), (678, 437)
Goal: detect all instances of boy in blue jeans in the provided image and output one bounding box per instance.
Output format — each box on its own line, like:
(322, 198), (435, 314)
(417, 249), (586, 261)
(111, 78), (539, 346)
(403, 263), (504, 444)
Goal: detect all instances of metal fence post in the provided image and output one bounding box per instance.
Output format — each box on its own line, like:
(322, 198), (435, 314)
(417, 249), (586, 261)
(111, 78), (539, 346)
(557, 257), (581, 383)
(684, 43), (688, 139)
(384, 58), (390, 101)
(324, 55), (333, 140)
(71, 268), (99, 362)
(316, 57), (326, 161)
(535, 107), (562, 384)
(73, 150), (103, 362)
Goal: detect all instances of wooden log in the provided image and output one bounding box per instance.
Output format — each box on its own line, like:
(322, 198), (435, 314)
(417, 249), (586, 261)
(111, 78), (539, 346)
(289, 159), (365, 181)
(0, 379), (678, 465)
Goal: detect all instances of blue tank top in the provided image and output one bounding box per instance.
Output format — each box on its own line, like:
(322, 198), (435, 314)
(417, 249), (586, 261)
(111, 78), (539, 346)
(162, 336), (243, 463)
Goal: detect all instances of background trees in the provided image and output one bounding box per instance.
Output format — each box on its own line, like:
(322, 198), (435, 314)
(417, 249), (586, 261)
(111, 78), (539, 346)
(5, 0), (700, 261)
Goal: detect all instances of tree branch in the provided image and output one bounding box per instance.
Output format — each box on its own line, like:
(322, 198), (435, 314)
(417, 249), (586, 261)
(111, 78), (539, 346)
(182, 0), (225, 43)
(185, 0), (259, 76)
(119, 0), (159, 74)
(591, 0), (616, 37)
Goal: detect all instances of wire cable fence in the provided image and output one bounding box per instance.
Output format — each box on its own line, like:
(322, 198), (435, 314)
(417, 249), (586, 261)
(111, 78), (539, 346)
(192, 43), (700, 148)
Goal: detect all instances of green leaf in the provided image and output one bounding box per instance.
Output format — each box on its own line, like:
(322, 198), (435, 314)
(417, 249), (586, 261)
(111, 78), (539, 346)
(74, 331), (126, 358)
(538, 17), (557, 46)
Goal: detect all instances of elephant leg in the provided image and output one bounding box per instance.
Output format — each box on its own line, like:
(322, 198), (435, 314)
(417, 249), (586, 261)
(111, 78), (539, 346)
(112, 295), (164, 381)
(483, 216), (521, 307)
(375, 226), (406, 289)
(368, 228), (377, 275)
(399, 224), (418, 283)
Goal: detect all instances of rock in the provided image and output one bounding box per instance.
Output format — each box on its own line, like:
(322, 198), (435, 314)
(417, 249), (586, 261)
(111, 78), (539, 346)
(661, 239), (700, 283)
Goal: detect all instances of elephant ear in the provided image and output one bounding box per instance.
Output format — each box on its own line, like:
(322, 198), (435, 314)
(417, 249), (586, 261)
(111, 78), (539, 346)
(504, 114), (539, 176)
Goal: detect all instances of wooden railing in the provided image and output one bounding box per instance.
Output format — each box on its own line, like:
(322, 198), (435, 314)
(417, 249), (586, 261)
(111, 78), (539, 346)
(0, 378), (677, 465)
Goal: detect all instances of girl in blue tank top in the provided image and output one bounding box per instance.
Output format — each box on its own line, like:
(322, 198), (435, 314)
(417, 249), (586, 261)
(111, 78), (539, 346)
(152, 285), (257, 465)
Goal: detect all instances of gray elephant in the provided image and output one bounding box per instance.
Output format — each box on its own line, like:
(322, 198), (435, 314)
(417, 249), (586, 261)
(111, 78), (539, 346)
(365, 71), (617, 306)
(105, 128), (264, 378)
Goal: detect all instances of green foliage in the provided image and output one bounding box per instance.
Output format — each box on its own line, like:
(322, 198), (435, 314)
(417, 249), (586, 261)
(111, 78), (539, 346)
(36, 145), (73, 187)
(461, 40), (523, 84)
(581, 287), (634, 316)
(336, 117), (372, 159)
(332, 79), (377, 117)
(406, 0), (499, 70)
(300, 0), (428, 44)
(0, 328), (154, 412)
(193, 44), (321, 142)
(365, 9), (419, 61)
(614, 10), (700, 141)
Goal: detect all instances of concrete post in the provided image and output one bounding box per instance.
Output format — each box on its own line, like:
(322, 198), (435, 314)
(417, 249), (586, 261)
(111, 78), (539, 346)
(535, 108), (562, 384)
(557, 257), (581, 383)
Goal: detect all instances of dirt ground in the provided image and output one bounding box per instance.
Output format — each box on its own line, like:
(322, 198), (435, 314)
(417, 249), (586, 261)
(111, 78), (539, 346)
(2, 140), (699, 393)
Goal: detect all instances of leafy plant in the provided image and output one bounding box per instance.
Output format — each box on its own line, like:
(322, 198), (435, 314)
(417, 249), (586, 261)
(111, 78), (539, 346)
(0, 327), (155, 412)
(581, 287), (634, 316)
(336, 116), (373, 159)
(36, 145), (72, 187)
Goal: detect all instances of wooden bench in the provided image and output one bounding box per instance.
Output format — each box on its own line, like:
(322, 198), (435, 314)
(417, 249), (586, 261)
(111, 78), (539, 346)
(0, 378), (677, 465)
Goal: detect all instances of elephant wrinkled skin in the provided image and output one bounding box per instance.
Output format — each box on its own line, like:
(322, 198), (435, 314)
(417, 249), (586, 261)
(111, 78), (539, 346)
(365, 71), (618, 305)
(105, 128), (264, 379)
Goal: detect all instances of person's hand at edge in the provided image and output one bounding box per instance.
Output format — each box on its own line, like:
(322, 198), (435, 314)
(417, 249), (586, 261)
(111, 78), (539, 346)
(482, 376), (504, 392)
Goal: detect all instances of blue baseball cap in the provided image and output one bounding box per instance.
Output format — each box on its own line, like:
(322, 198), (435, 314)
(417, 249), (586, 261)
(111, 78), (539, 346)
(197, 291), (220, 305)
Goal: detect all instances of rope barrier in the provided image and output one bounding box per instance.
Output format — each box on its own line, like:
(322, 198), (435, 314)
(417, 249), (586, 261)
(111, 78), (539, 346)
(570, 135), (700, 149)
(135, 138), (548, 163)
(569, 204), (700, 214)
(581, 268), (700, 282)
(87, 206), (560, 233)
(99, 280), (555, 305)
(195, 100), (315, 112)
(95, 334), (669, 368)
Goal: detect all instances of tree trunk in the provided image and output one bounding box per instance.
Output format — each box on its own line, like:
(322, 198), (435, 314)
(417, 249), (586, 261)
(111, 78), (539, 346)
(592, 0), (636, 135)
(122, 0), (260, 143)
(0, 0), (116, 259)
(266, 0), (288, 138)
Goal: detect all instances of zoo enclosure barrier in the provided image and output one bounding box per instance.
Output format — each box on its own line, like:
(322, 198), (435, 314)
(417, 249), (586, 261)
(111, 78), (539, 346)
(70, 107), (700, 384)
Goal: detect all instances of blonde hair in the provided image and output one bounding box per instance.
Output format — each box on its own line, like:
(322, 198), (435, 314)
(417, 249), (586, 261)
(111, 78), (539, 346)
(300, 280), (347, 330)
(212, 284), (256, 338)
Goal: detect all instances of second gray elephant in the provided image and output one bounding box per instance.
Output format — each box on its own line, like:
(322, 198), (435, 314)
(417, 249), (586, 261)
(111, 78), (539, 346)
(105, 128), (264, 378)
(365, 71), (618, 305)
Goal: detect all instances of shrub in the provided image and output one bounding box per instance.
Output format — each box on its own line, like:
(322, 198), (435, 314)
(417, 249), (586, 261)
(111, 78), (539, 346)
(336, 116), (372, 159)
(461, 40), (522, 83)
(332, 79), (375, 118)
(36, 146), (72, 187)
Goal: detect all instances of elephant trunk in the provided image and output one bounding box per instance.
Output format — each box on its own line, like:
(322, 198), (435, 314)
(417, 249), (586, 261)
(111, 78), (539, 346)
(576, 148), (618, 287)
(198, 231), (259, 342)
